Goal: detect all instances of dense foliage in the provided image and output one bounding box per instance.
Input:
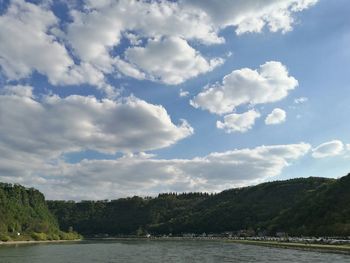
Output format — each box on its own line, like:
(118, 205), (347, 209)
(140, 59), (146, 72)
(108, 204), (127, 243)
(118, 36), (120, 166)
(272, 174), (350, 236)
(3, 175), (349, 240)
(48, 175), (350, 237)
(47, 193), (209, 235)
(0, 183), (80, 242)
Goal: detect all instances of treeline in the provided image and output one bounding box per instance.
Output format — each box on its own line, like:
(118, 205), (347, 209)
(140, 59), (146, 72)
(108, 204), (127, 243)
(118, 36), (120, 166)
(47, 192), (209, 236)
(3, 174), (349, 241)
(48, 174), (350, 237)
(0, 183), (80, 242)
(273, 174), (350, 236)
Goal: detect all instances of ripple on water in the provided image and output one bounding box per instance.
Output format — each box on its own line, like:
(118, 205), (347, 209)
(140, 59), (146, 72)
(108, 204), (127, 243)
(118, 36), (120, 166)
(0, 240), (350, 263)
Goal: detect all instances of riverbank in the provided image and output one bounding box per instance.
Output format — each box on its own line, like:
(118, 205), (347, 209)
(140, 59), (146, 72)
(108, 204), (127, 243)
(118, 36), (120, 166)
(0, 239), (82, 246)
(85, 236), (350, 255)
(1, 238), (348, 262)
(228, 239), (350, 255)
(3, 236), (350, 255)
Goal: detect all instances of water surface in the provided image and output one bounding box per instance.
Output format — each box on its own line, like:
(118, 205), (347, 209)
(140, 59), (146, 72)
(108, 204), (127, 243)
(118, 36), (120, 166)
(0, 240), (349, 263)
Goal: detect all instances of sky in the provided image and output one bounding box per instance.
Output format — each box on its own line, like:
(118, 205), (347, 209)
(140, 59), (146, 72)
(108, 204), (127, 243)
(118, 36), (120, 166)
(0, 0), (349, 200)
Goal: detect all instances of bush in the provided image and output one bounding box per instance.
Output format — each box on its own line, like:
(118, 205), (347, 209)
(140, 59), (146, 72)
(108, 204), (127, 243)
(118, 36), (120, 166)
(47, 233), (60, 240)
(0, 234), (11, 242)
(59, 231), (81, 240)
(31, 232), (47, 241)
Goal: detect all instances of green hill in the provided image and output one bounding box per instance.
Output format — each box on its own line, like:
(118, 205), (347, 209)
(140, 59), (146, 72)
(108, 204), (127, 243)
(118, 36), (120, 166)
(271, 174), (350, 236)
(147, 177), (332, 235)
(48, 176), (350, 237)
(4, 175), (348, 239)
(47, 193), (209, 236)
(0, 183), (79, 241)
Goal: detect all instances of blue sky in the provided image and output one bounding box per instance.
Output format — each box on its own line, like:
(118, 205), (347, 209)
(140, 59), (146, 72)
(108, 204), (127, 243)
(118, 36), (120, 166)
(0, 0), (349, 199)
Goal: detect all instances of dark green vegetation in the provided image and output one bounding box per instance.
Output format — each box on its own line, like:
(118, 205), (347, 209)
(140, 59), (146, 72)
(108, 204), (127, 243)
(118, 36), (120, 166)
(47, 174), (350, 237)
(273, 174), (350, 236)
(0, 183), (80, 242)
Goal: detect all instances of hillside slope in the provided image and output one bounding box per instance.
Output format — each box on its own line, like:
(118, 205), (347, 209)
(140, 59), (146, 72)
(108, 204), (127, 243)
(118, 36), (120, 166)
(272, 174), (350, 236)
(49, 176), (348, 237)
(0, 183), (79, 241)
(149, 177), (332, 234)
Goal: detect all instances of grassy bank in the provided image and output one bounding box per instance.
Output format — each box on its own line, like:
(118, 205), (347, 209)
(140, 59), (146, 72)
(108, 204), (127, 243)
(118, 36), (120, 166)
(0, 231), (82, 244)
(0, 239), (82, 246)
(228, 239), (350, 254)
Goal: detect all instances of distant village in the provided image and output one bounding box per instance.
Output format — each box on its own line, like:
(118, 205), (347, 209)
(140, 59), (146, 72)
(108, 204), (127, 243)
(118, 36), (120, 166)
(92, 230), (350, 245)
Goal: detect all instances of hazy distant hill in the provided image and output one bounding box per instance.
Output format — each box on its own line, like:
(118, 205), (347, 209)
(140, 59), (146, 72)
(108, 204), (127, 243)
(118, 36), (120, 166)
(48, 175), (350, 237)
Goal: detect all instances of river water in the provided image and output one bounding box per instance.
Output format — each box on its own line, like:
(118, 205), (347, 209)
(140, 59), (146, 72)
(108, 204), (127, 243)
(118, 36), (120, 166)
(0, 240), (349, 263)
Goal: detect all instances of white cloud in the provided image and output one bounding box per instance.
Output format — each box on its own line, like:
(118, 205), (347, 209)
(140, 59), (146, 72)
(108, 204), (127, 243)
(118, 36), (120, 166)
(0, 0), (317, 87)
(113, 57), (146, 81)
(65, 0), (316, 85)
(124, 32), (142, 46)
(191, 61), (298, 114)
(79, 0), (223, 45)
(0, 0), (324, 201)
(65, 0), (223, 85)
(0, 0), (112, 89)
(0, 141), (310, 200)
(0, 86), (193, 157)
(294, 96), (308, 104)
(217, 109), (261, 133)
(179, 89), (190, 98)
(0, 0), (71, 82)
(67, 5), (123, 72)
(184, 0), (318, 34)
(312, 140), (344, 158)
(2, 84), (34, 97)
(0, 84), (311, 199)
(265, 108), (287, 125)
(125, 37), (223, 85)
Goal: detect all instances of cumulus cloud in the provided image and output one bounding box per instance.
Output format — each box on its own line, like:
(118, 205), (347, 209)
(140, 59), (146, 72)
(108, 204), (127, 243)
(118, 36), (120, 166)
(125, 37), (223, 85)
(191, 61), (298, 114)
(0, 141), (311, 200)
(65, 0), (316, 85)
(65, 0), (223, 84)
(113, 57), (146, 81)
(0, 0), (324, 201)
(0, 0), (111, 90)
(74, 0), (223, 47)
(0, 0), (71, 82)
(0, 87), (311, 199)
(184, 0), (318, 34)
(217, 109), (261, 133)
(0, 0), (220, 87)
(265, 108), (287, 125)
(312, 140), (345, 158)
(0, 0), (317, 87)
(0, 86), (193, 157)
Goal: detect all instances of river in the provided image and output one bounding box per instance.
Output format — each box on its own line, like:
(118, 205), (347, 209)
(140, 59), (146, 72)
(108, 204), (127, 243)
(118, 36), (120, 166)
(0, 239), (349, 262)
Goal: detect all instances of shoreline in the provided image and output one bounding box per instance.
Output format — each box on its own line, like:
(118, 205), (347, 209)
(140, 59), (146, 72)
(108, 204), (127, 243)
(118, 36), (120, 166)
(85, 237), (350, 255)
(2, 237), (350, 255)
(0, 239), (82, 246)
(227, 239), (350, 255)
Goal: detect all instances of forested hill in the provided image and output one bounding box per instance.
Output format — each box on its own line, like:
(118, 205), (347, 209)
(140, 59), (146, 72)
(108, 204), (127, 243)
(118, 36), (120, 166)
(0, 183), (79, 242)
(272, 174), (350, 236)
(47, 174), (350, 237)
